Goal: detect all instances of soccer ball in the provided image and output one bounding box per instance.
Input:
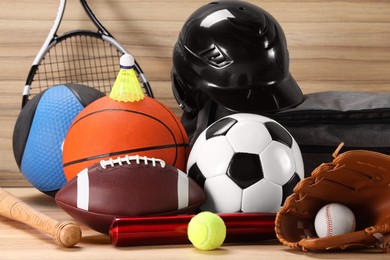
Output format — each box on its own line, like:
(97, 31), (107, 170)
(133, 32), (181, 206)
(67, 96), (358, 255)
(187, 113), (304, 213)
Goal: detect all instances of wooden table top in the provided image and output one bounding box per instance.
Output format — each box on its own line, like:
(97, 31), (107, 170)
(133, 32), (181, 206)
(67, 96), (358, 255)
(1, 1), (389, 258)
(0, 187), (388, 260)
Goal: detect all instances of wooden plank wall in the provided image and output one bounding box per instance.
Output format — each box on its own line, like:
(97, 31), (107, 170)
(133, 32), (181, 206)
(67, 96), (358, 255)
(1, 0), (389, 187)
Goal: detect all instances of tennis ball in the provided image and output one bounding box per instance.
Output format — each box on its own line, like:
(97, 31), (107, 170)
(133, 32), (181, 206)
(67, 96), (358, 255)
(187, 212), (226, 250)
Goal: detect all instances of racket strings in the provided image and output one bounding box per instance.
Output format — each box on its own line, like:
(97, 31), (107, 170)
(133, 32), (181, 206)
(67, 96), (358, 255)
(31, 35), (147, 97)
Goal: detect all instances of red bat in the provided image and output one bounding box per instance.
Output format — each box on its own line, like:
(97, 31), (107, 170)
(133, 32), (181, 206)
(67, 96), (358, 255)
(110, 213), (276, 246)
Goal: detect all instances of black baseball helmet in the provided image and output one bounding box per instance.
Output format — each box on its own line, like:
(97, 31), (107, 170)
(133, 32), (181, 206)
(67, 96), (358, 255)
(172, 0), (303, 114)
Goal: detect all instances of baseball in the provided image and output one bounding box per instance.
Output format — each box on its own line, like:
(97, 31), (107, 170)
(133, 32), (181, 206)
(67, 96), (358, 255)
(314, 203), (356, 238)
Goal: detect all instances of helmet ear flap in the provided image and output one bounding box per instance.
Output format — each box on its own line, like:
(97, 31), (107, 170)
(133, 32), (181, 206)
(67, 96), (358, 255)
(171, 71), (198, 114)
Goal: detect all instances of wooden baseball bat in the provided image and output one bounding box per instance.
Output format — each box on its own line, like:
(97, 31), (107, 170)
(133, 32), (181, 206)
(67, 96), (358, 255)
(0, 188), (81, 247)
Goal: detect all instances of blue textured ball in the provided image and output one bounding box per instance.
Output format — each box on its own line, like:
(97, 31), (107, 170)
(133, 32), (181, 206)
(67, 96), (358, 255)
(13, 84), (105, 196)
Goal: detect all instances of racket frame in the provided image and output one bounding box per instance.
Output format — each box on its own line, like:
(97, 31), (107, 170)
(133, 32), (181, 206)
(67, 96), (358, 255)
(22, 0), (153, 108)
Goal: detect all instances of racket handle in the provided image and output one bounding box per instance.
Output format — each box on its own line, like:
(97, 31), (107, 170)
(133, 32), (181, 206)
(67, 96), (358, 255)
(110, 213), (276, 246)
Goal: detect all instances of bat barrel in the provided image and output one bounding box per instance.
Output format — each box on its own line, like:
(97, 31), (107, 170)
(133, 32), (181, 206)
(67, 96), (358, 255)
(110, 213), (276, 246)
(110, 215), (189, 246)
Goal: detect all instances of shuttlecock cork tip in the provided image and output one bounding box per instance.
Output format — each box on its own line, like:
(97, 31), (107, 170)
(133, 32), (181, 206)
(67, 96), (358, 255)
(120, 53), (135, 69)
(109, 53), (144, 102)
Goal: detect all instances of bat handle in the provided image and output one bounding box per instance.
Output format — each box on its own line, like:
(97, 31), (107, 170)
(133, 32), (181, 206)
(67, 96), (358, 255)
(0, 188), (81, 247)
(52, 220), (82, 247)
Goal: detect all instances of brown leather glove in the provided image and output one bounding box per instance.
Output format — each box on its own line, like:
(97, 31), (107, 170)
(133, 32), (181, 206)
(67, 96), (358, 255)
(275, 144), (390, 252)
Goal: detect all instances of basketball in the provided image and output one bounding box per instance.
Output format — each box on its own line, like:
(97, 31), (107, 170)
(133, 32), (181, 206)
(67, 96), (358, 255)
(12, 84), (105, 196)
(62, 96), (189, 181)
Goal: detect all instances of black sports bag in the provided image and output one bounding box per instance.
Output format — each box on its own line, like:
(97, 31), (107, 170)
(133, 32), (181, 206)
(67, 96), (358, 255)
(181, 91), (390, 177)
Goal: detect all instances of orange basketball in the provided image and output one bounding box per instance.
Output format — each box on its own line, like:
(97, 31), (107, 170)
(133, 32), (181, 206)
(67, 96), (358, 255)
(62, 96), (189, 181)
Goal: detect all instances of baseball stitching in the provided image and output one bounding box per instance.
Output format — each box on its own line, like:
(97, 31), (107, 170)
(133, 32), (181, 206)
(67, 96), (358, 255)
(325, 204), (333, 237)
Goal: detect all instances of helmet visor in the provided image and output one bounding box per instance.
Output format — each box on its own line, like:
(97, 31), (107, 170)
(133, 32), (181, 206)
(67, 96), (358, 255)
(206, 73), (303, 113)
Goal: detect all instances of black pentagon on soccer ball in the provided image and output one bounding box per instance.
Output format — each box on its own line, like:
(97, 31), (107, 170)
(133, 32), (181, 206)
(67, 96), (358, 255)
(264, 121), (293, 148)
(206, 117), (237, 140)
(188, 163), (206, 188)
(281, 173), (301, 205)
(227, 153), (263, 189)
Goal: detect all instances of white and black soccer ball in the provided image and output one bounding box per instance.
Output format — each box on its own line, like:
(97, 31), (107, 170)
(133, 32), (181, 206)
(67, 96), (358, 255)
(187, 113), (304, 213)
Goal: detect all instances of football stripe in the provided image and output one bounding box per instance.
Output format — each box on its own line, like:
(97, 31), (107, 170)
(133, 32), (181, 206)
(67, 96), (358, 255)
(77, 168), (89, 211)
(177, 170), (189, 209)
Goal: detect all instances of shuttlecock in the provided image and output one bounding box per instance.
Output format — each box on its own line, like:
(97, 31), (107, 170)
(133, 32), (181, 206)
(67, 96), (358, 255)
(109, 53), (144, 102)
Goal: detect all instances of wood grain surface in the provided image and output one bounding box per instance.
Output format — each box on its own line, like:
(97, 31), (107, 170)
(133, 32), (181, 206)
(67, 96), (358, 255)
(1, 187), (389, 259)
(1, 0), (390, 186)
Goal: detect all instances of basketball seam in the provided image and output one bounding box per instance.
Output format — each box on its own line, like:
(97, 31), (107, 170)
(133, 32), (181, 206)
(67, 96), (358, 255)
(65, 108), (188, 165)
(69, 108), (177, 141)
(65, 84), (86, 107)
(14, 88), (46, 167)
(155, 102), (187, 166)
(63, 143), (188, 168)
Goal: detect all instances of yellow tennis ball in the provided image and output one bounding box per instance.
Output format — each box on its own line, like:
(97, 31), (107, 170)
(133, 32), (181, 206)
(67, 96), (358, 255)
(187, 212), (226, 250)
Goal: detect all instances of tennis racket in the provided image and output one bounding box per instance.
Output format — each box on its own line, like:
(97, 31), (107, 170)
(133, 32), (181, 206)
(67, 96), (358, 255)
(22, 0), (153, 108)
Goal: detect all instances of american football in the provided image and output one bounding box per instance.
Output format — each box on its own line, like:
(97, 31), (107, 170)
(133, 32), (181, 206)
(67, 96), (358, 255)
(187, 113), (304, 213)
(55, 155), (206, 234)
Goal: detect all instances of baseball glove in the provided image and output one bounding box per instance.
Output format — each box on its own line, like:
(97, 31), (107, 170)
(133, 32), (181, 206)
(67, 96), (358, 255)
(275, 143), (390, 252)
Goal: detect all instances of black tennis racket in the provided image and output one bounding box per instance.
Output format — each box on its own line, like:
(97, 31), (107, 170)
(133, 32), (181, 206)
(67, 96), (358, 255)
(22, 0), (153, 108)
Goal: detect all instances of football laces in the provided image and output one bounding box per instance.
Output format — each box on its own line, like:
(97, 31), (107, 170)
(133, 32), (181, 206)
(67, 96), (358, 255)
(99, 155), (166, 169)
